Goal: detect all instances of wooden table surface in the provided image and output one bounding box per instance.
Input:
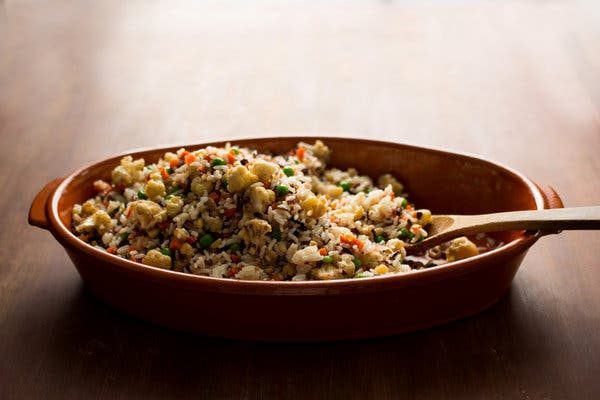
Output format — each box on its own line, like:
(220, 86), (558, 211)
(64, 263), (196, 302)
(2, 0), (600, 398)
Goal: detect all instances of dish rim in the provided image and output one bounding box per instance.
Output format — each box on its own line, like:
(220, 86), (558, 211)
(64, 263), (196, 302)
(45, 136), (545, 294)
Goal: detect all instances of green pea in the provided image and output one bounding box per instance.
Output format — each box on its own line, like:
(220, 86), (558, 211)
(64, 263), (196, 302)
(322, 255), (334, 263)
(375, 235), (385, 243)
(339, 181), (351, 192)
(166, 167), (175, 174)
(211, 158), (226, 166)
(272, 230), (281, 241)
(398, 228), (410, 238)
(120, 232), (130, 241)
(137, 190), (148, 200)
(282, 166), (294, 177)
(232, 148), (240, 155)
(228, 242), (240, 252)
(161, 248), (172, 257)
(199, 233), (215, 249)
(164, 194), (173, 200)
(352, 258), (362, 268)
(401, 199), (408, 208)
(275, 185), (289, 196)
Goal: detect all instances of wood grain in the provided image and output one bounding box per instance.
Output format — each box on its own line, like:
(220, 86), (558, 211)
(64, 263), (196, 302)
(2, 0), (600, 398)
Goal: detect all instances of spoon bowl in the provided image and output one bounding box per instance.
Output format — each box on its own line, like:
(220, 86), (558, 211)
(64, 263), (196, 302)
(405, 206), (600, 255)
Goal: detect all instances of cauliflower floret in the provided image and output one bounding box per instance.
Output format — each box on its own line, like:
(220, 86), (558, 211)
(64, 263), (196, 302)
(238, 218), (272, 249)
(145, 180), (166, 199)
(130, 200), (167, 229)
(250, 159), (279, 182)
(416, 209), (432, 226)
(301, 195), (328, 218)
(81, 200), (98, 216)
(235, 265), (266, 280)
(311, 140), (330, 161)
(311, 264), (343, 280)
(179, 242), (195, 258)
(92, 210), (112, 235)
(387, 238), (405, 252)
(248, 186), (275, 214)
(446, 237), (479, 262)
(206, 217), (223, 232)
(227, 166), (258, 193)
(142, 249), (172, 269)
(165, 196), (184, 217)
(377, 173), (404, 194)
(191, 176), (214, 196)
(291, 245), (323, 265)
(173, 227), (189, 241)
(111, 155), (145, 186)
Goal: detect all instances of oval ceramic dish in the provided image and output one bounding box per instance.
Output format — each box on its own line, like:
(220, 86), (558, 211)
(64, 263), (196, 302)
(29, 137), (563, 341)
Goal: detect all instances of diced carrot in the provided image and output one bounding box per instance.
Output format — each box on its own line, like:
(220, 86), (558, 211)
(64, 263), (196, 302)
(185, 153), (196, 165)
(405, 204), (413, 211)
(227, 266), (241, 277)
(340, 235), (353, 246)
(187, 235), (198, 244)
(297, 147), (305, 161)
(340, 235), (364, 250)
(412, 211), (417, 218)
(160, 167), (169, 180)
(106, 247), (116, 254)
(209, 191), (220, 202)
(224, 208), (236, 217)
(169, 238), (183, 251)
(197, 164), (207, 173)
(170, 159), (179, 169)
(318, 248), (328, 256)
(128, 246), (136, 253)
(226, 151), (236, 164)
(231, 254), (240, 263)
(126, 206), (133, 218)
(180, 150), (190, 159)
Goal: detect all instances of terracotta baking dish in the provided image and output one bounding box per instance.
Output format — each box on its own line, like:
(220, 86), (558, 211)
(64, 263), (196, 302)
(29, 137), (563, 341)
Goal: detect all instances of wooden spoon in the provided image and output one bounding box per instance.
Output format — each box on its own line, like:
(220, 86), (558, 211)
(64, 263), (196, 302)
(403, 206), (600, 255)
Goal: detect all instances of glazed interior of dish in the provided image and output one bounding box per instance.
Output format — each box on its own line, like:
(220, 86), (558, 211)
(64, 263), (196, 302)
(56, 138), (539, 281)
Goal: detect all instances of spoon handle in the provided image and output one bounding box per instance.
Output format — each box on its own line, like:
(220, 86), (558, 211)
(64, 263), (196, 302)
(451, 206), (600, 234)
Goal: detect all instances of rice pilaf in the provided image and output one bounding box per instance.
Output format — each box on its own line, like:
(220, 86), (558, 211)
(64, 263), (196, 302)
(71, 140), (480, 280)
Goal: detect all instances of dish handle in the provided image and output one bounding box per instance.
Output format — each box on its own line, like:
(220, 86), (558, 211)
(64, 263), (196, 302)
(29, 177), (64, 230)
(536, 183), (565, 236)
(537, 183), (564, 210)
